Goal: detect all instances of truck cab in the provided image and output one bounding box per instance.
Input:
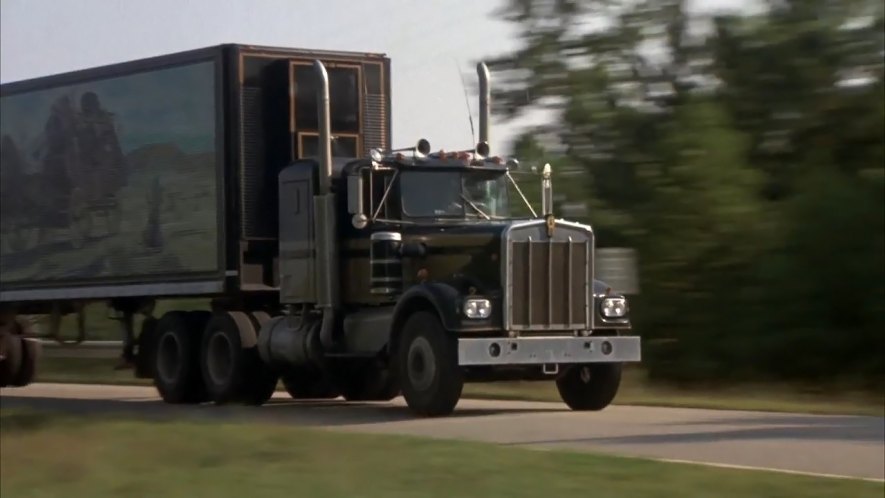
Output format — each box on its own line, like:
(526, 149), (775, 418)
(258, 61), (641, 416)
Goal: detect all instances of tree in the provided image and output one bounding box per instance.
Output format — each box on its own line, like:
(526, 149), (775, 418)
(490, 0), (885, 385)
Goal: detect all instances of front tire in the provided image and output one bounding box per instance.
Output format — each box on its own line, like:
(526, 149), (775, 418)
(556, 363), (622, 411)
(396, 311), (463, 416)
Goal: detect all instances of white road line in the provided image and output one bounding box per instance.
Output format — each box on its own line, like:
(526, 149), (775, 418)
(653, 457), (885, 484)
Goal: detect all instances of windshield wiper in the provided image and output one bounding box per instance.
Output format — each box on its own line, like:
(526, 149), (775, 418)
(460, 194), (492, 220)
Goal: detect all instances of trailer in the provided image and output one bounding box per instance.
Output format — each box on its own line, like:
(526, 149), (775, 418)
(0, 44), (640, 416)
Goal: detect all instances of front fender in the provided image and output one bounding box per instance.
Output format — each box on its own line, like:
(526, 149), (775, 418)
(391, 282), (501, 334)
(392, 282), (462, 332)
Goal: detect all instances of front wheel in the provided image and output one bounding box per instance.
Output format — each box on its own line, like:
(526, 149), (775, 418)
(556, 363), (622, 411)
(396, 311), (463, 416)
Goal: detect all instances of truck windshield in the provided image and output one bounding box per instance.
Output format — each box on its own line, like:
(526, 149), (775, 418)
(400, 170), (510, 219)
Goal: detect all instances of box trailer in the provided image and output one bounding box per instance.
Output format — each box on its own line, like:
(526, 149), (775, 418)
(0, 45), (640, 416)
(0, 43), (391, 304)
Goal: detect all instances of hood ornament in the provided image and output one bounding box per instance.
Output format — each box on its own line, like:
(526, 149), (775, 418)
(545, 213), (556, 238)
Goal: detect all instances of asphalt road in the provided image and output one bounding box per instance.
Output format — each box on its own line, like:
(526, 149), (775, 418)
(2, 383), (883, 482)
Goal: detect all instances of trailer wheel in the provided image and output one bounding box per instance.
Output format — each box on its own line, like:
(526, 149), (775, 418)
(11, 338), (40, 387)
(153, 311), (206, 404)
(556, 363), (622, 411)
(396, 311), (463, 416)
(282, 368), (339, 399)
(200, 313), (278, 405)
(0, 334), (23, 388)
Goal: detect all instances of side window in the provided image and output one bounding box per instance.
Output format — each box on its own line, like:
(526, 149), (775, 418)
(369, 171), (400, 220)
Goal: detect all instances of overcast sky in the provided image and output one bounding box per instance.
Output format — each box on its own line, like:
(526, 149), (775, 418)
(1, 0), (752, 154)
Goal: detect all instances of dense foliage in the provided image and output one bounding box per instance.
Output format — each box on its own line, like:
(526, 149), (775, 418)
(493, 0), (884, 386)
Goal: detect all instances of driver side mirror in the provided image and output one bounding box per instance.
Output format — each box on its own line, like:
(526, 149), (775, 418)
(347, 172), (368, 229)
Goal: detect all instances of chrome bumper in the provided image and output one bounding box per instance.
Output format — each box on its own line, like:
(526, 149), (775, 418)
(457, 336), (641, 366)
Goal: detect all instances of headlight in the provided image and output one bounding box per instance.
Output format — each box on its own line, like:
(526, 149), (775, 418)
(601, 297), (628, 318)
(463, 298), (492, 319)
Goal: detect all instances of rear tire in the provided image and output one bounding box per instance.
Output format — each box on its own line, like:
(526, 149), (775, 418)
(153, 311), (206, 404)
(556, 363), (622, 411)
(200, 313), (278, 406)
(396, 311), (463, 416)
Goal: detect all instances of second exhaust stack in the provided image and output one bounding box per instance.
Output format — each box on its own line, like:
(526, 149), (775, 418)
(477, 62), (490, 151)
(314, 59), (333, 194)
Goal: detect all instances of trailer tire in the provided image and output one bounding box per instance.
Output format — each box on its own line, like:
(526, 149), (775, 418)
(153, 311), (206, 404)
(11, 338), (40, 387)
(0, 334), (23, 388)
(396, 311), (463, 416)
(556, 363), (622, 411)
(282, 368), (339, 399)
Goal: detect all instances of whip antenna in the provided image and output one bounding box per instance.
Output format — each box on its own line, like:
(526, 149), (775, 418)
(455, 59), (476, 145)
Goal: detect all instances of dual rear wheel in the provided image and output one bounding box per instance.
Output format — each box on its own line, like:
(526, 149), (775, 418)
(151, 311), (278, 405)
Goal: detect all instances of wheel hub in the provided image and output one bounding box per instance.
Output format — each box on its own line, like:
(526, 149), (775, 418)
(407, 337), (435, 391)
(207, 332), (234, 385)
(579, 366), (592, 383)
(156, 333), (182, 384)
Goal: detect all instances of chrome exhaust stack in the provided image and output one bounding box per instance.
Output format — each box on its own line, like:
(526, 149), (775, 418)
(314, 60), (334, 194)
(312, 60), (339, 349)
(476, 62), (490, 153)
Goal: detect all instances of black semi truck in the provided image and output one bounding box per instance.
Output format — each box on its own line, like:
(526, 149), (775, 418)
(0, 44), (640, 416)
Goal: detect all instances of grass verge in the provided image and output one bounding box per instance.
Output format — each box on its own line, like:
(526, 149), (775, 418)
(1, 409), (881, 498)
(34, 356), (885, 417)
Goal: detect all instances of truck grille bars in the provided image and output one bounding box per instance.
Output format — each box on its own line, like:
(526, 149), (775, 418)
(505, 222), (593, 332)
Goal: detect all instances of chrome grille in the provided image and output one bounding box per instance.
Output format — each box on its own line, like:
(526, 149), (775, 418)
(505, 222), (593, 331)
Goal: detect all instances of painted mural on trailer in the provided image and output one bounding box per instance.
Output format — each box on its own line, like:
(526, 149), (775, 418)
(0, 61), (219, 285)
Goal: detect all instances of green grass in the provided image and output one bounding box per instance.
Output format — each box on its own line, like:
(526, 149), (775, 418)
(34, 357), (885, 417)
(1, 410), (880, 498)
(30, 299), (884, 417)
